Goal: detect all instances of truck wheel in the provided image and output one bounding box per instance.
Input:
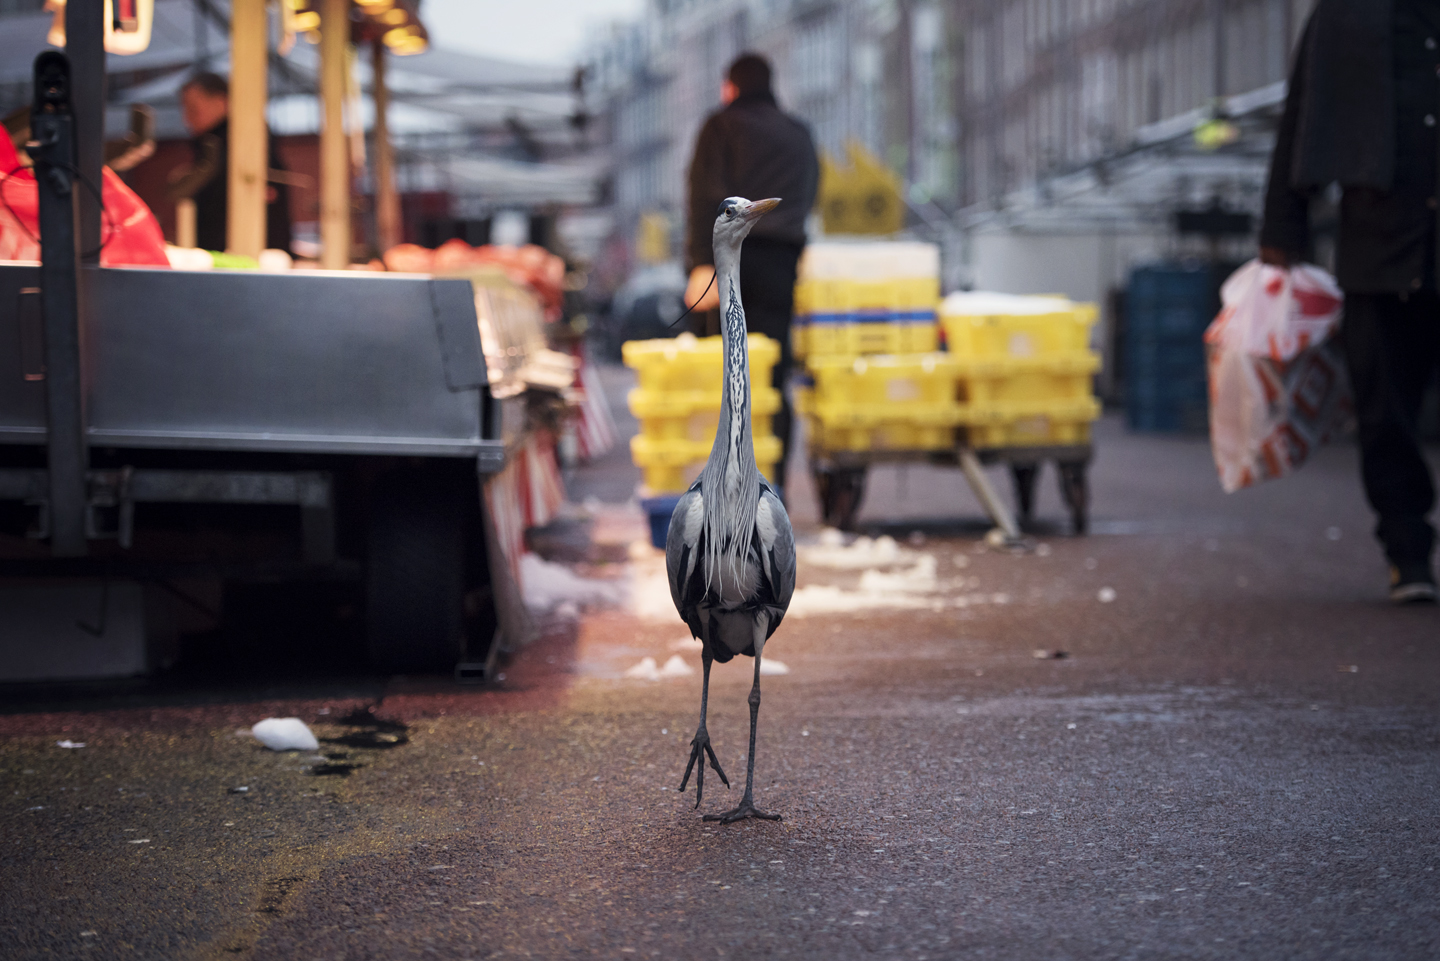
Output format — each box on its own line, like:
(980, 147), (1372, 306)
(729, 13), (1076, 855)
(365, 470), (467, 673)
(814, 465), (867, 531)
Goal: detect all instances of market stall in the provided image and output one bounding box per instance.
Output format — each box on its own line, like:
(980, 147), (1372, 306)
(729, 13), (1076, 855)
(0, 0), (588, 683)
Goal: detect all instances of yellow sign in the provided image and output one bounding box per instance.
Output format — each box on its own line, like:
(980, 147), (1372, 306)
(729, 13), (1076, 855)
(817, 141), (904, 236)
(45, 0), (155, 55)
(636, 210), (671, 265)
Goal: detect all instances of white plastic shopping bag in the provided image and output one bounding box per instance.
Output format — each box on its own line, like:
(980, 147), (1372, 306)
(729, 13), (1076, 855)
(1204, 259), (1349, 493)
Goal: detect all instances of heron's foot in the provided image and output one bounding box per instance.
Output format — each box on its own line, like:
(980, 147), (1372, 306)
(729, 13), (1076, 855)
(702, 797), (781, 824)
(677, 728), (729, 809)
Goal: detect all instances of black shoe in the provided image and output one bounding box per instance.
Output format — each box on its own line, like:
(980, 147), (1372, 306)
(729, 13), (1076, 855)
(1389, 563), (1438, 604)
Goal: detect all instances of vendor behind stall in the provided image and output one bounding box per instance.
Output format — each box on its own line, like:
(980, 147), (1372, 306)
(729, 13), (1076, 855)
(171, 72), (292, 253)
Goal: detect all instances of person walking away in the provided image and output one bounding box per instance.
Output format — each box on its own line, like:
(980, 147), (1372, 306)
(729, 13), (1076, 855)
(684, 53), (819, 496)
(171, 72), (293, 253)
(1260, 0), (1440, 603)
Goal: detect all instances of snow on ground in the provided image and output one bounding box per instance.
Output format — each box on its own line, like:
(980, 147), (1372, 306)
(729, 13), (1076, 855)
(797, 530), (920, 569)
(521, 553), (625, 613)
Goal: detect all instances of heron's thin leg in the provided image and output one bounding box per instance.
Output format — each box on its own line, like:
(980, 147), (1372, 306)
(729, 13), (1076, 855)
(704, 623), (781, 824)
(679, 650), (729, 808)
(741, 652), (762, 800)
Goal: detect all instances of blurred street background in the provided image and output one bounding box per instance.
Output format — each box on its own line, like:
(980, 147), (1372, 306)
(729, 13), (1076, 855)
(1, 1), (1438, 959)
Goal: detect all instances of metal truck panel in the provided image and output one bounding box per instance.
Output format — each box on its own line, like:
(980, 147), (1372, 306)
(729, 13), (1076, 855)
(0, 265), (501, 460)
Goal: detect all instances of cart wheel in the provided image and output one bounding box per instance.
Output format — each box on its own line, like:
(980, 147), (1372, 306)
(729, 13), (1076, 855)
(365, 468), (468, 673)
(813, 465), (867, 531)
(1009, 464), (1039, 527)
(1058, 461), (1089, 535)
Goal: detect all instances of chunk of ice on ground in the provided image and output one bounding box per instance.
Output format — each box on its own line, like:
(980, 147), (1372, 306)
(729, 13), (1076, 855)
(521, 553), (623, 613)
(55, 740), (86, 749)
(760, 659), (790, 675)
(251, 718), (319, 752)
(786, 584), (938, 617)
(623, 657), (661, 681)
(857, 555), (937, 593)
(800, 534), (917, 569)
(657, 654), (695, 678)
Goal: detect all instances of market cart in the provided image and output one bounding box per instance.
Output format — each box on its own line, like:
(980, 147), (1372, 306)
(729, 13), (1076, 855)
(795, 246), (1100, 537)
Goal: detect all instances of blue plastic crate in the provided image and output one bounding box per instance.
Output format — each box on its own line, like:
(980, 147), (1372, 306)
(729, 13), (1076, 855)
(1125, 263), (1226, 433)
(640, 494), (684, 549)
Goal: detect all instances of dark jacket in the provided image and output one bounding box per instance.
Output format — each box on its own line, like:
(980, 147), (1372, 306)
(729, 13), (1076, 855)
(1261, 0), (1440, 293)
(686, 92), (819, 269)
(171, 119), (293, 253)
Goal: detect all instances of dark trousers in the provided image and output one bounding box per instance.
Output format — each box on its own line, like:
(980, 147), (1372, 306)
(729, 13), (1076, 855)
(1342, 292), (1440, 568)
(695, 238), (802, 490)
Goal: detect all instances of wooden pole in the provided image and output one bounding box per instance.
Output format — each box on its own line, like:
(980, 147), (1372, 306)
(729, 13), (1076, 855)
(228, 0), (269, 258)
(371, 39), (401, 254)
(64, 0), (105, 265)
(320, 0), (352, 269)
(175, 198), (197, 248)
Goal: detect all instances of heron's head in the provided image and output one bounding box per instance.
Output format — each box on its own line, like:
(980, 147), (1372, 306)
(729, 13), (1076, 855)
(713, 196), (781, 251)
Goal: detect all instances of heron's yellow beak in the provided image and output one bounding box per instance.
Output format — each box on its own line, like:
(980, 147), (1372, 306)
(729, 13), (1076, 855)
(743, 197), (782, 220)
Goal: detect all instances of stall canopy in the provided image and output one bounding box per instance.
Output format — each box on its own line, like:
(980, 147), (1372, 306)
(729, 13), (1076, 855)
(0, 1), (602, 215)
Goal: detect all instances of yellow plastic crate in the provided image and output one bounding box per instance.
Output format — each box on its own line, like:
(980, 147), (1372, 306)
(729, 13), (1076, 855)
(630, 387), (781, 442)
(805, 353), (965, 452)
(808, 420), (957, 452)
(941, 302), (1099, 359)
(794, 276), (941, 360)
(623, 333), (779, 395)
(630, 434), (783, 492)
(797, 277), (940, 313)
(956, 353), (1101, 409)
(805, 321), (939, 357)
(962, 405), (1099, 449)
(808, 353), (963, 413)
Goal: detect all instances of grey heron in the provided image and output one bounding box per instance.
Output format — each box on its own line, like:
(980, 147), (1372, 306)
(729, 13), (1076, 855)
(666, 195), (797, 824)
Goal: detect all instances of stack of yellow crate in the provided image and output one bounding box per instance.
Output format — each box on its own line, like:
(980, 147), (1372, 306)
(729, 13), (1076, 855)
(794, 242), (960, 452)
(622, 333), (783, 492)
(940, 292), (1102, 448)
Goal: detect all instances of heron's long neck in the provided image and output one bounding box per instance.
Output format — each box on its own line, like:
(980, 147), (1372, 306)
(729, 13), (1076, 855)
(698, 243), (760, 582)
(709, 247), (753, 476)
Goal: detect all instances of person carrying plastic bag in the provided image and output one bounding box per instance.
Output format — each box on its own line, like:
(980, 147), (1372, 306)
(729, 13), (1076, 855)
(1257, 0), (1440, 604)
(1205, 259), (1347, 494)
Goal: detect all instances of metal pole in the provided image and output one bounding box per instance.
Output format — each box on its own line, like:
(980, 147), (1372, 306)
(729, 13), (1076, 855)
(229, 0), (270, 258)
(959, 449), (1020, 544)
(31, 53), (89, 558)
(65, 0), (105, 267)
(319, 0), (351, 269)
(372, 39), (401, 254)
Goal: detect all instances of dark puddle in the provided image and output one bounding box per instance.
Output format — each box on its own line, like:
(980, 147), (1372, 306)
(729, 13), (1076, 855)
(311, 706), (410, 773)
(323, 730), (408, 749)
(334, 707), (408, 732)
(309, 761), (362, 777)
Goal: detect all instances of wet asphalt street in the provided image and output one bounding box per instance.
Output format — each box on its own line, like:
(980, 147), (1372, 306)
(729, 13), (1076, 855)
(2, 412), (1438, 961)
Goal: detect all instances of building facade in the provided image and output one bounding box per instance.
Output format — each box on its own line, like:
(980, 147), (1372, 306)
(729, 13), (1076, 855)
(590, 0), (1317, 305)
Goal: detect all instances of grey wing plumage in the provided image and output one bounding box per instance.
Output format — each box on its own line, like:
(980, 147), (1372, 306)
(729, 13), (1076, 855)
(664, 485), (706, 634)
(755, 481), (796, 637)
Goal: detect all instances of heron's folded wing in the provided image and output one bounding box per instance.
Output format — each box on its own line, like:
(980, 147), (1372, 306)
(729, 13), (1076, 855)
(664, 486), (706, 616)
(756, 484), (796, 616)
